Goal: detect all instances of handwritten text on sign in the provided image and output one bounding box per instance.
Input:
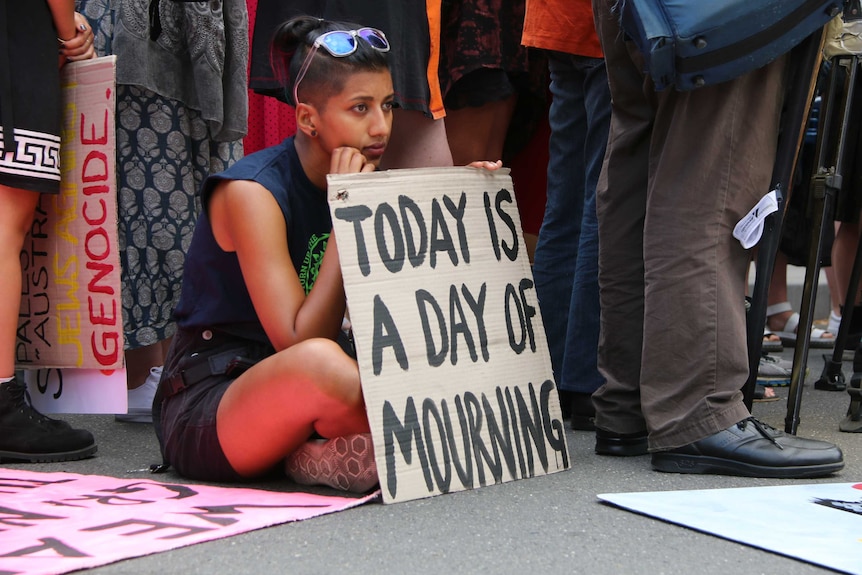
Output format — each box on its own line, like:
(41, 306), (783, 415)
(328, 167), (569, 504)
(0, 468), (376, 575)
(16, 56), (122, 369)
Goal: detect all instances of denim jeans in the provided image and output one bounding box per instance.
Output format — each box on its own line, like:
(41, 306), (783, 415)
(532, 52), (611, 395)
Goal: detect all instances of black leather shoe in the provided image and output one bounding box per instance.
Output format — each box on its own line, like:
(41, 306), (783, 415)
(595, 427), (648, 456)
(652, 417), (844, 478)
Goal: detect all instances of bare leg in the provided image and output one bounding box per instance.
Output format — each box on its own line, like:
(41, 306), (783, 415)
(0, 185), (40, 376)
(216, 338), (369, 478)
(444, 95), (517, 165)
(766, 251), (790, 328)
(380, 109), (453, 169)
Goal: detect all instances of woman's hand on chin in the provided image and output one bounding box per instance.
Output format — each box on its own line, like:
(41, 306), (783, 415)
(330, 147), (377, 175)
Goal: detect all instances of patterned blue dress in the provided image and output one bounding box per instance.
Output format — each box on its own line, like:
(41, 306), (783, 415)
(76, 0), (246, 349)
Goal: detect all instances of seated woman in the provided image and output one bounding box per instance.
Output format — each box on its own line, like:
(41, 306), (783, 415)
(153, 16), (498, 492)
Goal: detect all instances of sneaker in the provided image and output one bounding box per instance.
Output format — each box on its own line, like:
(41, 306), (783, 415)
(0, 378), (97, 463)
(285, 433), (378, 493)
(757, 353), (791, 386)
(115, 366), (161, 423)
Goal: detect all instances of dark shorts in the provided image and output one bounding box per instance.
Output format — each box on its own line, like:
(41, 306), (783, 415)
(156, 328), (274, 482)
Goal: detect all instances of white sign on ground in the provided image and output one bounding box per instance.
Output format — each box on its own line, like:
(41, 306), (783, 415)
(328, 167), (569, 504)
(600, 482), (862, 574)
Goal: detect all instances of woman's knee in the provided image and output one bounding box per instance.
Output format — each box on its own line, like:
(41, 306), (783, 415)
(278, 338), (362, 403)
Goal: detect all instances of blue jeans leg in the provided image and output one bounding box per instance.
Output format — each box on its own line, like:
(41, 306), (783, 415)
(532, 53), (611, 394)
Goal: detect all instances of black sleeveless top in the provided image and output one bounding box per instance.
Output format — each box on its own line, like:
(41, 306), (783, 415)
(173, 136), (332, 343)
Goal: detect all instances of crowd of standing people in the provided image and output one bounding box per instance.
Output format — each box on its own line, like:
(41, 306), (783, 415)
(0, 0), (848, 489)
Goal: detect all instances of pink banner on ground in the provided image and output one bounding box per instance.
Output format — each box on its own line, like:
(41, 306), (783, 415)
(0, 468), (378, 575)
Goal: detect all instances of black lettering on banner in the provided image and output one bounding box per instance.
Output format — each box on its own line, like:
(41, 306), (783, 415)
(1, 537), (88, 558)
(494, 188), (519, 261)
(0, 476), (75, 494)
(372, 295), (408, 375)
(464, 392), (499, 486)
(448, 284), (474, 365)
(442, 192), (469, 264)
(374, 202), (405, 273)
(429, 198), (458, 268)
(103, 482), (198, 500)
(184, 504), (330, 527)
(399, 195), (427, 268)
(504, 279), (538, 354)
(541, 379), (569, 468)
(483, 390), (518, 480)
(483, 189), (519, 262)
(444, 397), (474, 488)
(504, 387), (528, 478)
(0, 506), (66, 528)
(461, 283), (489, 362)
(333, 205), (373, 276)
(483, 191), (501, 261)
(381, 382), (566, 498)
(382, 398), (433, 499)
(422, 398), (452, 492)
(505, 283), (526, 353)
(35, 369), (63, 399)
(81, 519), (215, 539)
(33, 316), (50, 347)
(416, 289), (448, 367)
(516, 384), (548, 476)
(46, 493), (152, 507)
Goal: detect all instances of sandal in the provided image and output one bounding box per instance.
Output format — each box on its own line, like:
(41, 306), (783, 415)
(766, 301), (835, 349)
(762, 328), (783, 353)
(754, 385), (779, 402)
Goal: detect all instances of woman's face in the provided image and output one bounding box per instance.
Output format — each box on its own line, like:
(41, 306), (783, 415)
(316, 70), (395, 168)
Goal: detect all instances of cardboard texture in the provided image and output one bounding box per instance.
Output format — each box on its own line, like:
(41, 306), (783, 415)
(328, 167), (569, 504)
(16, 56), (122, 371)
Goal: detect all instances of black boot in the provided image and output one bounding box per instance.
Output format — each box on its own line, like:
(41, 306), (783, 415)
(0, 377), (97, 462)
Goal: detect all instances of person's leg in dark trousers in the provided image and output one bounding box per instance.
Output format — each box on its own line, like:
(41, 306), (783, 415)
(532, 51), (611, 428)
(591, 0), (782, 448)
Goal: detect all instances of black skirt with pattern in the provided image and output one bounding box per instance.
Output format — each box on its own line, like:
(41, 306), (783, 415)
(0, 1), (62, 195)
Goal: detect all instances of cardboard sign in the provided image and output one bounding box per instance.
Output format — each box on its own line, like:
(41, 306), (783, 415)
(328, 167), (569, 504)
(16, 56), (122, 370)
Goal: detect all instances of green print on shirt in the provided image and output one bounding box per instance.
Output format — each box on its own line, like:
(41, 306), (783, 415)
(299, 233), (329, 294)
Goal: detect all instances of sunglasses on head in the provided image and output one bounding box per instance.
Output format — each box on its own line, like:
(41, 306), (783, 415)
(292, 27), (391, 106)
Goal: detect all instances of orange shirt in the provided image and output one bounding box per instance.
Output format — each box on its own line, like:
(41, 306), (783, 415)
(522, 0), (602, 58)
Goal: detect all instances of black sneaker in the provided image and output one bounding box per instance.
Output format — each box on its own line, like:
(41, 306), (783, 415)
(652, 417), (843, 478)
(0, 378), (97, 463)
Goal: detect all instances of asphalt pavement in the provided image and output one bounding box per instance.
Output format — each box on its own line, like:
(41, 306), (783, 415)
(4, 341), (860, 575)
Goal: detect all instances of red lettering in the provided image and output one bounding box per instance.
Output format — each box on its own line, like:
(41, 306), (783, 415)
(91, 331), (119, 366)
(81, 150), (108, 183)
(79, 109), (108, 145)
(83, 198), (107, 226)
(83, 184), (110, 196)
(84, 228), (110, 261)
(86, 261), (114, 295)
(88, 296), (117, 325)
